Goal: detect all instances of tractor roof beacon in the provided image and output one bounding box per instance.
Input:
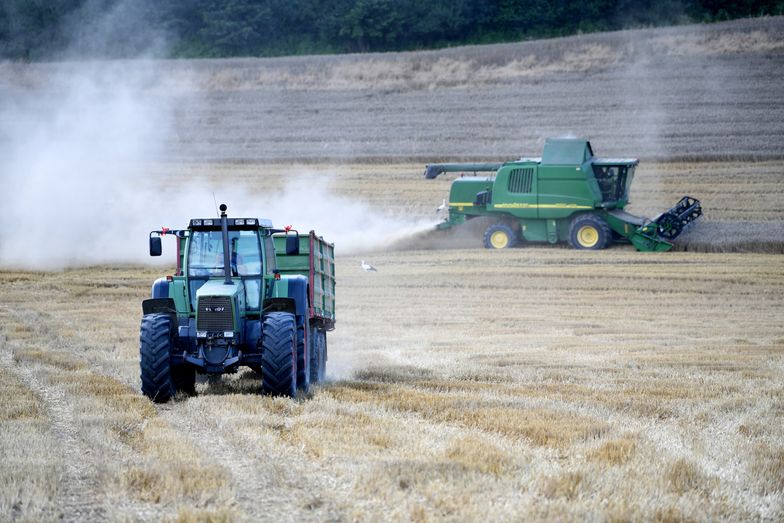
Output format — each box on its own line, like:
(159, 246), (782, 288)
(140, 205), (335, 403)
(425, 138), (702, 252)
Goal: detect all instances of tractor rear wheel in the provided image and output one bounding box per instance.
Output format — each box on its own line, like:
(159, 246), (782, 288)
(261, 312), (297, 397)
(140, 313), (176, 403)
(309, 326), (327, 384)
(569, 214), (611, 250)
(296, 321), (311, 393)
(483, 223), (519, 249)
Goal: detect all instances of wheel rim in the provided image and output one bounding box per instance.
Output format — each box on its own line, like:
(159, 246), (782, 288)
(490, 230), (510, 249)
(577, 225), (599, 248)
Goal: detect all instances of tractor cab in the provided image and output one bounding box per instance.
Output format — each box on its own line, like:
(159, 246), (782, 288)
(186, 225), (268, 312)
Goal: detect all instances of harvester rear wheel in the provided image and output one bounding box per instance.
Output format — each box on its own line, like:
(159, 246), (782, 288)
(569, 214), (611, 250)
(140, 313), (175, 403)
(483, 223), (519, 249)
(261, 312), (297, 397)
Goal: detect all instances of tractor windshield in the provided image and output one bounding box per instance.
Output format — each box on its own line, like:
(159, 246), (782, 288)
(187, 229), (263, 311)
(187, 230), (262, 277)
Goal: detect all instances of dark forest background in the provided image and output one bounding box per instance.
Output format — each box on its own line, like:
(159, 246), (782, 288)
(2, 0), (782, 60)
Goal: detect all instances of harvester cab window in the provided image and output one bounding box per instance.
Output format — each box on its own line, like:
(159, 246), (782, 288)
(593, 165), (627, 202)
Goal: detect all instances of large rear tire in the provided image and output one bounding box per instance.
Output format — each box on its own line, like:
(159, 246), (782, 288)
(261, 312), (297, 397)
(568, 214), (611, 250)
(296, 320), (311, 393)
(309, 326), (327, 384)
(140, 313), (175, 403)
(483, 223), (519, 249)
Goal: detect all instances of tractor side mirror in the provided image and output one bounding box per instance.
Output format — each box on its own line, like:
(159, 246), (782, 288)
(149, 236), (162, 257)
(285, 234), (299, 256)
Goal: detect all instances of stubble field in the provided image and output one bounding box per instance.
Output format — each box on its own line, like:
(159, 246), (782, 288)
(1, 16), (783, 523)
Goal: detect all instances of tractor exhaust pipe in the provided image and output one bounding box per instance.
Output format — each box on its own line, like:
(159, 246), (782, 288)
(219, 204), (232, 285)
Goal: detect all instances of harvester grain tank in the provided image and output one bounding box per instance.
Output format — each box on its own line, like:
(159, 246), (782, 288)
(424, 138), (702, 251)
(140, 205), (335, 402)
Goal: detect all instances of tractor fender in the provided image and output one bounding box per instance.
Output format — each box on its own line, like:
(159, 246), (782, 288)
(283, 275), (309, 319)
(270, 275), (309, 319)
(151, 277), (169, 299)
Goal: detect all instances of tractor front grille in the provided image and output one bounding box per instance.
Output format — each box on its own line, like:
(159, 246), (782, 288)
(197, 296), (233, 331)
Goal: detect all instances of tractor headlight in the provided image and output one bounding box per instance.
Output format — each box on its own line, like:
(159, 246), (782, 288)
(224, 331), (234, 338)
(234, 219), (245, 225)
(246, 219), (257, 225)
(203, 219), (214, 226)
(197, 331), (207, 338)
(192, 219), (202, 226)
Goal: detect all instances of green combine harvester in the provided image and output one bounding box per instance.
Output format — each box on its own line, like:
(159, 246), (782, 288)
(425, 138), (702, 252)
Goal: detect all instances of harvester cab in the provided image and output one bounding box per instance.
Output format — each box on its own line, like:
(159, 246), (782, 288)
(424, 138), (702, 252)
(140, 205), (335, 403)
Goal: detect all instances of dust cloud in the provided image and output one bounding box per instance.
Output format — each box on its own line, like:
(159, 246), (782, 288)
(0, 64), (433, 270)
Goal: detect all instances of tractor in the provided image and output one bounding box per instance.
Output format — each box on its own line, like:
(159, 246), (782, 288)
(140, 204), (335, 402)
(425, 138), (702, 251)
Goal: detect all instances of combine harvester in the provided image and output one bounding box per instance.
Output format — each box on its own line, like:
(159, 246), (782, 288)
(425, 138), (701, 252)
(140, 204), (335, 402)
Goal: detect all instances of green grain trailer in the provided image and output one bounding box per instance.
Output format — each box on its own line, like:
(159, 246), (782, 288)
(139, 205), (335, 402)
(425, 138), (701, 251)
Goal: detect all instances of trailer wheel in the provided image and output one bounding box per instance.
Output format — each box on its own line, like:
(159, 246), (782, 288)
(140, 313), (175, 403)
(309, 326), (327, 384)
(483, 223), (519, 249)
(296, 322), (311, 393)
(261, 312), (297, 397)
(569, 214), (611, 250)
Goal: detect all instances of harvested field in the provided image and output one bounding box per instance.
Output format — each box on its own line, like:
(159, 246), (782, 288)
(1, 15), (783, 523)
(0, 250), (782, 521)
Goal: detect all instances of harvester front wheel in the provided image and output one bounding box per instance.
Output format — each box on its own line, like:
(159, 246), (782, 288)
(261, 312), (297, 397)
(483, 223), (519, 249)
(140, 313), (176, 403)
(569, 214), (611, 250)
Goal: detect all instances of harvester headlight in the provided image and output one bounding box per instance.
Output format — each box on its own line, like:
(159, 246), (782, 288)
(197, 331), (207, 338)
(234, 219), (245, 225)
(203, 219), (214, 226)
(192, 219), (202, 226)
(224, 331), (234, 338)
(246, 219), (257, 225)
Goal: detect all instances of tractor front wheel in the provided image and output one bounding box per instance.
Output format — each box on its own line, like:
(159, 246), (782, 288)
(569, 214), (611, 250)
(140, 313), (176, 403)
(483, 223), (519, 249)
(261, 312), (297, 397)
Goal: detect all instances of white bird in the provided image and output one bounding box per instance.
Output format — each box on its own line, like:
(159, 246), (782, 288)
(361, 260), (377, 272)
(436, 198), (447, 213)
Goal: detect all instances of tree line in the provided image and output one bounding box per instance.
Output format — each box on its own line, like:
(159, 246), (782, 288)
(1, 0), (782, 60)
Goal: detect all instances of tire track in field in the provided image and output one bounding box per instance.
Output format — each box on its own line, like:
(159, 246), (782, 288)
(0, 305), (106, 522)
(157, 399), (346, 521)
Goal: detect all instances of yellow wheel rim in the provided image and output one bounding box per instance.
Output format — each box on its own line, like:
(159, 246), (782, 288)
(490, 230), (510, 249)
(577, 225), (599, 248)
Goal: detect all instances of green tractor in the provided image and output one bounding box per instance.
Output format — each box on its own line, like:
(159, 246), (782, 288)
(425, 138), (702, 252)
(140, 204), (335, 402)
